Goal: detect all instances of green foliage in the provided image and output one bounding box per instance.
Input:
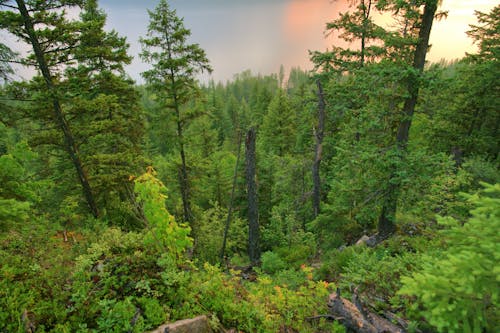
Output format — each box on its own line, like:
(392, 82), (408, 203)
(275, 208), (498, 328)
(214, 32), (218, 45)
(399, 183), (500, 332)
(140, 0), (212, 103)
(261, 251), (287, 274)
(192, 204), (247, 264)
(69, 228), (171, 331)
(0, 219), (85, 333)
(134, 168), (192, 257)
(0, 2), (499, 332)
(181, 263), (334, 332)
(0, 42), (15, 81)
(0, 136), (39, 229)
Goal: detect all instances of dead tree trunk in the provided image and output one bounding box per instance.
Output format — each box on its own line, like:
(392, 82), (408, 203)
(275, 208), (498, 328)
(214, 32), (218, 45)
(16, 0), (99, 218)
(327, 290), (406, 333)
(312, 79), (326, 218)
(378, 1), (437, 238)
(245, 127), (260, 266)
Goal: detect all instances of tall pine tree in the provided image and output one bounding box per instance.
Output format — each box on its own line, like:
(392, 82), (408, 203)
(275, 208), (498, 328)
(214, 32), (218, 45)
(140, 0), (212, 223)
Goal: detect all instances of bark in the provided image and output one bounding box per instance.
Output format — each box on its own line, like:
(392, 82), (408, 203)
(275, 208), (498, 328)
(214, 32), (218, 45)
(16, 0), (99, 218)
(178, 128), (192, 224)
(312, 79), (326, 218)
(220, 132), (242, 264)
(245, 127), (260, 265)
(378, 0), (437, 237)
(170, 65), (192, 224)
(360, 0), (372, 67)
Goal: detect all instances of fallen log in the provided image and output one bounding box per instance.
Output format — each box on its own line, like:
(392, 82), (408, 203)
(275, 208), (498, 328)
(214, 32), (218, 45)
(327, 289), (406, 333)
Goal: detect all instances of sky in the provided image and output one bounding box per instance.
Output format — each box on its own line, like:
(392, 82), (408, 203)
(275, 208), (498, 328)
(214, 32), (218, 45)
(3, 0), (498, 83)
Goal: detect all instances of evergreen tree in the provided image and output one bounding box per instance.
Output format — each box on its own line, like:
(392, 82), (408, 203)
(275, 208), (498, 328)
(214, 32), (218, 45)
(140, 0), (212, 223)
(378, 0), (438, 237)
(0, 0), (100, 218)
(260, 89), (296, 156)
(245, 127), (260, 265)
(310, 0), (385, 73)
(64, 0), (146, 227)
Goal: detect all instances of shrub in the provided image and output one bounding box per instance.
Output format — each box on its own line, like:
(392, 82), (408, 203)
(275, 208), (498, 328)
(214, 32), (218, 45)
(261, 251), (286, 274)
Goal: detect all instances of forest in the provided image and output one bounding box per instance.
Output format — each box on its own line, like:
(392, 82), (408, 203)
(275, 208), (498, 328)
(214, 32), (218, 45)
(0, 0), (498, 332)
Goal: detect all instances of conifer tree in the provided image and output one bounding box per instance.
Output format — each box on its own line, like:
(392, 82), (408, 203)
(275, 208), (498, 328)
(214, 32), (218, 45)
(140, 0), (212, 223)
(378, 0), (438, 237)
(311, 0), (385, 73)
(0, 0), (100, 218)
(64, 0), (146, 226)
(260, 89), (296, 156)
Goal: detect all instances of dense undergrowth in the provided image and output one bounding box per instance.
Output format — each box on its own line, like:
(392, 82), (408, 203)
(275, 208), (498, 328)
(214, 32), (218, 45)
(1, 172), (498, 332)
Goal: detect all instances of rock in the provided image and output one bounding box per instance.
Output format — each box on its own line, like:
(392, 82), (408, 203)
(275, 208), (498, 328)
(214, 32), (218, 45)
(355, 234), (378, 247)
(146, 315), (211, 333)
(355, 235), (370, 246)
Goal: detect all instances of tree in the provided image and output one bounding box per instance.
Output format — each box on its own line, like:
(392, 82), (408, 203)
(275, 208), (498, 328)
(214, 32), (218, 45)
(377, 0), (438, 237)
(467, 5), (500, 63)
(63, 0), (146, 226)
(0, 0), (100, 218)
(260, 89), (296, 156)
(312, 80), (326, 218)
(311, 0), (385, 73)
(140, 0), (212, 223)
(246, 127), (260, 265)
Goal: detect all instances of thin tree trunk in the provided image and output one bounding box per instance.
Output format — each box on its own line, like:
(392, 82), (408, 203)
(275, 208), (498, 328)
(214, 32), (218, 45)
(312, 79), (326, 218)
(360, 0), (372, 67)
(245, 127), (260, 266)
(169, 68), (192, 224)
(178, 128), (192, 223)
(220, 131), (242, 264)
(378, 0), (437, 237)
(16, 0), (99, 218)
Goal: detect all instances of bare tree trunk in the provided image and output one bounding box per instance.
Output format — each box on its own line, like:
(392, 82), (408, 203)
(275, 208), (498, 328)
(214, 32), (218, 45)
(16, 0), (99, 218)
(178, 127), (192, 224)
(245, 127), (260, 266)
(312, 80), (326, 218)
(378, 0), (438, 237)
(360, 0), (372, 67)
(220, 131), (242, 264)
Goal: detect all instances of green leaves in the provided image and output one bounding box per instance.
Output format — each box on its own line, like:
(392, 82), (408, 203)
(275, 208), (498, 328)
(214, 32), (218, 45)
(134, 168), (192, 257)
(399, 183), (500, 332)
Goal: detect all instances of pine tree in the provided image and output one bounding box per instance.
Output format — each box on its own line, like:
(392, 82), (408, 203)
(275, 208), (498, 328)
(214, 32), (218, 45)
(377, 0), (438, 237)
(140, 0), (212, 223)
(311, 0), (385, 73)
(260, 89), (296, 156)
(63, 0), (146, 227)
(0, 0), (100, 218)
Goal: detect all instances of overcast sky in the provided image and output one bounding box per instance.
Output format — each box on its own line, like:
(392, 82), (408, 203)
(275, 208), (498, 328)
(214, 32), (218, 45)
(3, 0), (498, 83)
